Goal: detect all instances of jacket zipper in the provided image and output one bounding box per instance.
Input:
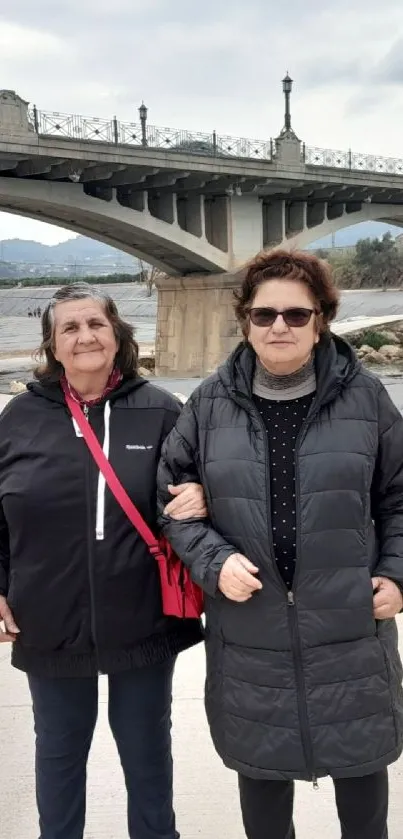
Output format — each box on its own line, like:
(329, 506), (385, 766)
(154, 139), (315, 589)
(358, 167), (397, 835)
(83, 403), (101, 670)
(95, 401), (111, 541)
(232, 392), (279, 589)
(287, 398), (325, 790)
(233, 389), (322, 788)
(287, 394), (339, 789)
(286, 590), (318, 789)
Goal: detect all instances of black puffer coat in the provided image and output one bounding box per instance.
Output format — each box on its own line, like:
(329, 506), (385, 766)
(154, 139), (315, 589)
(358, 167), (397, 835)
(158, 335), (403, 781)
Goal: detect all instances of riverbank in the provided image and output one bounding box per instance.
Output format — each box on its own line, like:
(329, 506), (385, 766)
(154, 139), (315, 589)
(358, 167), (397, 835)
(4, 315), (403, 394)
(3, 288), (403, 393)
(0, 344), (156, 394)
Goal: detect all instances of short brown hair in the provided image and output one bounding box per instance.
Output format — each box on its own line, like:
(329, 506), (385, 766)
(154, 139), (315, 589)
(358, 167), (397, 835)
(34, 283), (139, 383)
(234, 249), (340, 337)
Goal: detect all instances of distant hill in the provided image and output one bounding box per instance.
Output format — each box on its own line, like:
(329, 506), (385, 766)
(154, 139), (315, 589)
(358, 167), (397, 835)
(0, 235), (141, 280)
(0, 223), (402, 282)
(310, 222), (403, 249)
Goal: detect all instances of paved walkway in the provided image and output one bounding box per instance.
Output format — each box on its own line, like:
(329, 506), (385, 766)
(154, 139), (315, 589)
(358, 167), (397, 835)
(1, 633), (403, 838)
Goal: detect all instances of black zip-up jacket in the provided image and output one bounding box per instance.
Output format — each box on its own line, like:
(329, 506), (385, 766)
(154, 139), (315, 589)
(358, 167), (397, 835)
(157, 335), (403, 781)
(0, 376), (202, 677)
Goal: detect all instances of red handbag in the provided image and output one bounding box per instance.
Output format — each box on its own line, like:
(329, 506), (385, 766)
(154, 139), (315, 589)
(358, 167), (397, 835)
(64, 393), (204, 619)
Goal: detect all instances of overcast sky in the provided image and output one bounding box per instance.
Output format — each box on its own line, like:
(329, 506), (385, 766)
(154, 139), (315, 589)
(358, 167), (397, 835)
(1, 0), (403, 244)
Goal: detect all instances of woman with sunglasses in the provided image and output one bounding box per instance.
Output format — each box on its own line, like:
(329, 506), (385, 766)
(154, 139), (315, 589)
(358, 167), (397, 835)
(158, 249), (403, 839)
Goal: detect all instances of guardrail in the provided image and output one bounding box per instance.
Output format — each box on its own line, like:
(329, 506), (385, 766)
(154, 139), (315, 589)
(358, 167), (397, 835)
(28, 106), (403, 177)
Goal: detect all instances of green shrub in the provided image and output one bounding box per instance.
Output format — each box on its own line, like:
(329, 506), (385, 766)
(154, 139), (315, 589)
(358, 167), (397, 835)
(355, 330), (389, 351)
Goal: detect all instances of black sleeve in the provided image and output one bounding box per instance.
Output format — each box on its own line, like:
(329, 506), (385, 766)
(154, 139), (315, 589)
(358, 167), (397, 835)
(160, 399), (201, 485)
(0, 502), (10, 597)
(157, 396), (237, 597)
(161, 401), (182, 439)
(371, 382), (403, 587)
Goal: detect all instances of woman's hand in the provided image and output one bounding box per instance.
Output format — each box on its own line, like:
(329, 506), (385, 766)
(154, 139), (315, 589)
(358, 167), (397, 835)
(164, 483), (207, 520)
(219, 554), (263, 602)
(372, 577), (403, 619)
(0, 595), (20, 643)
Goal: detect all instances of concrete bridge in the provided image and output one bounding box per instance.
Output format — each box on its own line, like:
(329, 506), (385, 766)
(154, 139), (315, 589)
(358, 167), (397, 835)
(1, 82), (403, 375)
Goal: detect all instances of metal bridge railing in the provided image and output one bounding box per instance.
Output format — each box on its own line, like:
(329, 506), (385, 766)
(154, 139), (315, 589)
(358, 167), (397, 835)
(304, 145), (403, 176)
(28, 106), (403, 177)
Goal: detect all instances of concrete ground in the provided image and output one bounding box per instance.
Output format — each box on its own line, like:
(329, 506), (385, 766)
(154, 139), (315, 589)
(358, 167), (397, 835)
(1, 632), (403, 838)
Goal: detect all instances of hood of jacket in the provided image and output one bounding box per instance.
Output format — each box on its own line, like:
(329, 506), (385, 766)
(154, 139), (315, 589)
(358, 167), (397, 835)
(216, 331), (361, 407)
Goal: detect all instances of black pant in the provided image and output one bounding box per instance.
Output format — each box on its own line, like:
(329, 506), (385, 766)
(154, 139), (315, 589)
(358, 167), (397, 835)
(238, 770), (389, 839)
(28, 658), (178, 839)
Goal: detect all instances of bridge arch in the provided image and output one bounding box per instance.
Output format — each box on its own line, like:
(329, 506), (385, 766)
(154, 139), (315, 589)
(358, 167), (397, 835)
(0, 177), (230, 275)
(286, 203), (403, 250)
(3, 177), (403, 278)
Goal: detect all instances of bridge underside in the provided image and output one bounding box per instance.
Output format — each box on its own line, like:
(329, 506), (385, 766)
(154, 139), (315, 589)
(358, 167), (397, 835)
(1, 174), (403, 278)
(3, 143), (403, 374)
(0, 178), (231, 275)
(2, 137), (403, 273)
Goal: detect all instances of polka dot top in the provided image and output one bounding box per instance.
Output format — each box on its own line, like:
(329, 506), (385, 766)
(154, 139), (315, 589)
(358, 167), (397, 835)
(253, 393), (314, 590)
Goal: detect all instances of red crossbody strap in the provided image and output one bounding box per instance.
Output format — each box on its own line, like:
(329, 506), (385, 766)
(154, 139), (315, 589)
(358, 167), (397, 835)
(65, 393), (161, 556)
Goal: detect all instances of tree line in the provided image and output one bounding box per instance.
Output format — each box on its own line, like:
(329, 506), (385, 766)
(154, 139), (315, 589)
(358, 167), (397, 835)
(2, 236), (402, 292)
(0, 271), (147, 290)
(317, 233), (403, 289)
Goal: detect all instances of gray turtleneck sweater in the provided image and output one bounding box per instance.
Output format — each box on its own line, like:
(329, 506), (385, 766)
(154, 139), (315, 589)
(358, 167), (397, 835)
(252, 356), (316, 590)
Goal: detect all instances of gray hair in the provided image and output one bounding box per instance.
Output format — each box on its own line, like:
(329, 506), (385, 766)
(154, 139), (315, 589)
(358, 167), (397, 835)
(34, 282), (139, 383)
(46, 282), (115, 329)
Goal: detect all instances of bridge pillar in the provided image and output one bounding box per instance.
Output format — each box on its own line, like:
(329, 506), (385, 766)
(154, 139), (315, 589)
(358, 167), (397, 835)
(263, 200), (285, 246)
(307, 201), (326, 228)
(177, 194), (204, 236)
(155, 272), (243, 377)
(205, 197), (228, 251)
(228, 194), (263, 265)
(286, 201), (305, 235)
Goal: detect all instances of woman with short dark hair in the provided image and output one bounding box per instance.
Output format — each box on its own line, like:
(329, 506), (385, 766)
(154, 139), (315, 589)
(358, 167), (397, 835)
(158, 249), (403, 839)
(0, 282), (205, 839)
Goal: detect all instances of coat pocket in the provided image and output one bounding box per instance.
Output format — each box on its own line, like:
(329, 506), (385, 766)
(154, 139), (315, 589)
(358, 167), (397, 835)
(376, 623), (403, 746)
(6, 569), (17, 610)
(363, 567), (377, 633)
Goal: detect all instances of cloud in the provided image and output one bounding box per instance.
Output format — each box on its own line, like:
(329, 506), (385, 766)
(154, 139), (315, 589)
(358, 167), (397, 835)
(1, 1), (402, 146)
(2, 0), (403, 241)
(370, 37), (403, 84)
(0, 21), (67, 62)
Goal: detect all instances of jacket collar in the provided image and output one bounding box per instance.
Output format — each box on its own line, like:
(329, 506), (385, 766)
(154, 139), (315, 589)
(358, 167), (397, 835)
(218, 332), (361, 408)
(60, 367), (123, 407)
(26, 374), (148, 406)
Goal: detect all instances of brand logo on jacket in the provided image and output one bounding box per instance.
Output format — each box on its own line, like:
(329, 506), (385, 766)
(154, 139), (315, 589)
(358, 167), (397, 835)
(125, 444), (153, 450)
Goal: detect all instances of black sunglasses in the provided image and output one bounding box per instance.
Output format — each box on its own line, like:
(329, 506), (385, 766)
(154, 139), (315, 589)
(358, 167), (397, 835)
(249, 307), (317, 328)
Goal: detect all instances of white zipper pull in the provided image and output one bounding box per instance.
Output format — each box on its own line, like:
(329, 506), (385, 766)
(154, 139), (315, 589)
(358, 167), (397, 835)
(287, 591), (295, 606)
(83, 404), (89, 418)
(95, 401), (111, 542)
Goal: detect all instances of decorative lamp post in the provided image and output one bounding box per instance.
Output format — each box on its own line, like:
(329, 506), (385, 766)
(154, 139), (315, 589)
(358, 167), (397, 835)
(275, 73), (301, 164)
(139, 102), (148, 146)
(282, 73), (293, 132)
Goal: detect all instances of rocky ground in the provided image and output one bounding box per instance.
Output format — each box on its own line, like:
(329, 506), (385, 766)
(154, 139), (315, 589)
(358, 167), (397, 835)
(0, 350), (156, 395)
(347, 322), (403, 371)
